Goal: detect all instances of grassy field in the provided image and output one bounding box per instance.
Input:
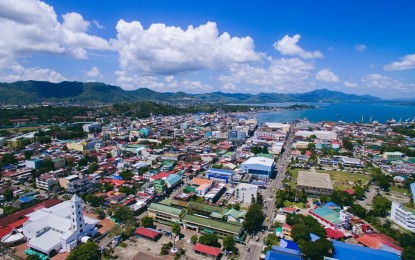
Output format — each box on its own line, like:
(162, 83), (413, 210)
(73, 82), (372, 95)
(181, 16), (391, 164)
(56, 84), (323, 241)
(0, 125), (48, 133)
(390, 185), (409, 196)
(286, 168), (371, 191)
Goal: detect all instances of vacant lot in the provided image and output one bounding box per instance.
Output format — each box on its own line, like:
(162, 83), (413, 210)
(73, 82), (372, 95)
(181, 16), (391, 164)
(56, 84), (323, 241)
(287, 168), (371, 191)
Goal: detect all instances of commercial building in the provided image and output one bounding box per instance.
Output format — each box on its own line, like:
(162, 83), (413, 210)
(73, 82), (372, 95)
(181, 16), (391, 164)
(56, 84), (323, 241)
(82, 123), (101, 133)
(36, 174), (58, 191)
(240, 157), (275, 179)
(22, 195), (99, 256)
(296, 171), (334, 196)
(235, 183), (258, 204)
(147, 203), (184, 225)
(182, 214), (243, 237)
(193, 243), (221, 258)
(383, 152), (405, 161)
(390, 201), (415, 232)
(207, 168), (234, 183)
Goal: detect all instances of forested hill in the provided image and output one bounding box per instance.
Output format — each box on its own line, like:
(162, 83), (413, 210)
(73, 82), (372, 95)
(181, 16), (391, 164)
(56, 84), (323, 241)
(0, 80), (381, 105)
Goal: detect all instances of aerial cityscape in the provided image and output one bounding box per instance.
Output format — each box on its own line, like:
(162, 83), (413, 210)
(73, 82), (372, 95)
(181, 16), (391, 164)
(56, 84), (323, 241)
(1, 1), (415, 260)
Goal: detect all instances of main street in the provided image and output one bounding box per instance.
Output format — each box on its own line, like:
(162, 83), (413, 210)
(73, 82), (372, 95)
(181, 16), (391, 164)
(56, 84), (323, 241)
(242, 123), (296, 260)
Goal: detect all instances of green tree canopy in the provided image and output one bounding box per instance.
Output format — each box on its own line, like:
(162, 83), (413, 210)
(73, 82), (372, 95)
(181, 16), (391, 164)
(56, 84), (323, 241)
(120, 169), (134, 180)
(299, 238), (334, 260)
(243, 203), (265, 234)
(67, 242), (101, 260)
(223, 235), (236, 251)
(198, 234), (221, 248)
(3, 189), (13, 201)
(172, 223), (181, 236)
(141, 216), (154, 228)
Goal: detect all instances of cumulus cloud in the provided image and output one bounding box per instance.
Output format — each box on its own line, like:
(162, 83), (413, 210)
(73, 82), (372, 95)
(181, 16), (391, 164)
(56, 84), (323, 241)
(273, 34), (323, 59)
(111, 20), (261, 75)
(115, 71), (212, 92)
(384, 54), (415, 71)
(86, 66), (103, 78)
(344, 81), (358, 88)
(219, 57), (314, 92)
(355, 44), (367, 52)
(362, 74), (406, 90)
(0, 0), (111, 61)
(93, 20), (105, 29)
(315, 69), (339, 82)
(0, 63), (66, 82)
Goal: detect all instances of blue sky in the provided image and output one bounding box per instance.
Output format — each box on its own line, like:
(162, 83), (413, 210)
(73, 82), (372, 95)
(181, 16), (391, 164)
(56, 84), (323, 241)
(0, 0), (414, 98)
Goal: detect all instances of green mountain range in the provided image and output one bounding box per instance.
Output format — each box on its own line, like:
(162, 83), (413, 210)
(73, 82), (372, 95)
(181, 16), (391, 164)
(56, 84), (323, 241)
(0, 80), (381, 105)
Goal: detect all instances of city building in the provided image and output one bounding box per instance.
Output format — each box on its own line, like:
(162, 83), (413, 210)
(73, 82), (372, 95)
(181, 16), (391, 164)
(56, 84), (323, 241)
(36, 174), (58, 191)
(25, 159), (43, 169)
(82, 123), (101, 133)
(207, 168), (234, 183)
(383, 152), (405, 161)
(235, 183), (258, 204)
(296, 171), (334, 196)
(22, 195), (99, 256)
(147, 203), (184, 225)
(390, 201), (415, 232)
(240, 157), (275, 179)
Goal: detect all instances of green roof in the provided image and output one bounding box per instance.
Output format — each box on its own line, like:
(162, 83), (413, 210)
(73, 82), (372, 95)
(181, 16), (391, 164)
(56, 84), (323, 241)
(210, 212), (224, 219)
(255, 153), (273, 159)
(160, 198), (189, 208)
(183, 214), (243, 235)
(188, 201), (227, 215)
(311, 207), (343, 225)
(224, 209), (247, 219)
(224, 152), (236, 156)
(184, 186), (196, 193)
(148, 203), (183, 217)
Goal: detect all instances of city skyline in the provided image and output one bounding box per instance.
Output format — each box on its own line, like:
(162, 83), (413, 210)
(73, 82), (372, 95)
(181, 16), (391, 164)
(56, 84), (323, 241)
(0, 0), (414, 98)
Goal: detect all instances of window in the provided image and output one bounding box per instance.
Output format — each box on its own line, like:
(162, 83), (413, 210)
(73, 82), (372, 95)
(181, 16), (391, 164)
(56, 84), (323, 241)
(79, 218), (81, 221)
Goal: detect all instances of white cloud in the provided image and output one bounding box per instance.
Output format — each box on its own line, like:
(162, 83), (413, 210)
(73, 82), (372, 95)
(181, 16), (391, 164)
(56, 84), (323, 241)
(223, 83), (237, 90)
(0, 63), (66, 82)
(362, 74), (406, 90)
(344, 81), (358, 88)
(0, 0), (111, 61)
(86, 66), (103, 78)
(315, 69), (339, 82)
(93, 20), (105, 29)
(384, 54), (415, 71)
(355, 44), (367, 52)
(111, 20), (261, 75)
(273, 34), (323, 59)
(219, 57), (314, 92)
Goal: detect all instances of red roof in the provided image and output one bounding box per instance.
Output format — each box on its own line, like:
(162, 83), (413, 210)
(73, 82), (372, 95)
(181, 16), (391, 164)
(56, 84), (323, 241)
(112, 180), (126, 187)
(134, 227), (160, 239)
(357, 234), (403, 252)
(325, 227), (344, 239)
(0, 199), (61, 228)
(8, 217), (28, 229)
(151, 172), (170, 181)
(193, 243), (221, 257)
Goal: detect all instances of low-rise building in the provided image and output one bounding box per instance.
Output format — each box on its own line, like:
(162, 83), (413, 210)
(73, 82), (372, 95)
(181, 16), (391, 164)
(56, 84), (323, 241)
(240, 156), (275, 179)
(296, 171), (334, 196)
(235, 183), (258, 204)
(390, 201), (415, 232)
(207, 168), (234, 183)
(36, 174), (58, 191)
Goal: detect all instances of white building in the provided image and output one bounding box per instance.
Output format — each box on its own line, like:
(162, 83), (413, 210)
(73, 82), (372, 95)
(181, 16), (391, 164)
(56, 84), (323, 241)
(235, 183), (258, 204)
(82, 123), (101, 133)
(240, 157), (275, 179)
(23, 195), (99, 256)
(295, 130), (337, 140)
(390, 201), (415, 232)
(36, 174), (58, 191)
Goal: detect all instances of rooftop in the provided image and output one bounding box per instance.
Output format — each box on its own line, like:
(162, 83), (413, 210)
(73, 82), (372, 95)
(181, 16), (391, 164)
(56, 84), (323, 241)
(242, 156), (274, 167)
(148, 203), (183, 217)
(183, 214), (242, 234)
(297, 171), (334, 190)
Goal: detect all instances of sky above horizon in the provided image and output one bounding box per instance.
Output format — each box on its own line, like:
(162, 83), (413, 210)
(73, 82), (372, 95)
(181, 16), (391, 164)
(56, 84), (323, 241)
(0, 0), (415, 99)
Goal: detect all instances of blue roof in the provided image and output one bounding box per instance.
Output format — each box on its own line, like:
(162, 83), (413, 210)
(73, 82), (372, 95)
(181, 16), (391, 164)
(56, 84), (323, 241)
(332, 241), (400, 260)
(266, 246), (301, 260)
(279, 239), (300, 251)
(165, 174), (181, 185)
(323, 201), (340, 208)
(410, 183), (415, 201)
(310, 233), (320, 242)
(206, 168), (234, 176)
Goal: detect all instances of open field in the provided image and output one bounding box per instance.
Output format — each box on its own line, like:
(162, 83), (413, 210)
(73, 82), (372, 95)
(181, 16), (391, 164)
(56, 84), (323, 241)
(286, 168), (371, 191)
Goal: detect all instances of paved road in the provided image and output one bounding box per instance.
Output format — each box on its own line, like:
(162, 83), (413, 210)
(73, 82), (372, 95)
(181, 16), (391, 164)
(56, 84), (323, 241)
(242, 123), (296, 260)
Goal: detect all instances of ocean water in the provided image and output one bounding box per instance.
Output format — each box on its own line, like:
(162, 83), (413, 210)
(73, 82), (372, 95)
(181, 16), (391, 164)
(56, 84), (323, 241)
(256, 103), (415, 123)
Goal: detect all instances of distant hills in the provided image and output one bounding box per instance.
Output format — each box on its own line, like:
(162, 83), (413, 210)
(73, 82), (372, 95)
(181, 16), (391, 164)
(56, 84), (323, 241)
(0, 80), (382, 105)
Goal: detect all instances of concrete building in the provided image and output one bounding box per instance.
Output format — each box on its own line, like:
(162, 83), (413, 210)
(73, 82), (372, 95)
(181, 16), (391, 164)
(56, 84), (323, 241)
(390, 201), (415, 232)
(207, 168), (234, 183)
(36, 174), (58, 191)
(240, 157), (275, 179)
(383, 152), (405, 161)
(22, 195), (99, 256)
(235, 183), (258, 204)
(82, 123), (101, 133)
(25, 159), (43, 169)
(296, 171), (334, 196)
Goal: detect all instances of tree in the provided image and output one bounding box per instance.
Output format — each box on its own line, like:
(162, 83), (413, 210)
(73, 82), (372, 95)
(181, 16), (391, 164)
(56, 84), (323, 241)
(24, 150), (34, 160)
(26, 255), (41, 260)
(110, 205), (133, 223)
(342, 137), (354, 151)
(118, 186), (135, 195)
(371, 195), (392, 217)
(330, 190), (354, 206)
(3, 189), (13, 201)
(0, 153), (16, 166)
(353, 185), (366, 198)
(223, 235), (236, 251)
(198, 234), (221, 248)
(94, 208), (106, 220)
(233, 203), (241, 210)
(141, 216), (154, 228)
(299, 238), (334, 260)
(88, 162), (99, 173)
(243, 203), (265, 234)
(172, 223), (181, 236)
(120, 169), (133, 180)
(67, 242), (101, 260)
(320, 195), (330, 203)
(190, 235), (198, 245)
(85, 194), (104, 207)
(291, 223), (310, 242)
(350, 203), (367, 218)
(402, 247), (415, 260)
